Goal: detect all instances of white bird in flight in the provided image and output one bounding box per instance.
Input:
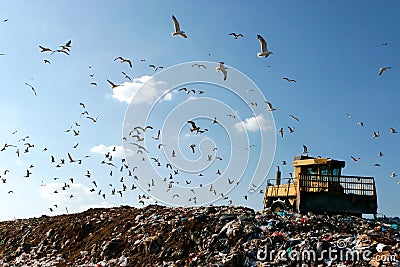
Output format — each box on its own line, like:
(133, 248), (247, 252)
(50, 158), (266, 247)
(289, 115), (299, 121)
(378, 67), (391, 75)
(229, 32), (244, 39)
(107, 79), (120, 89)
(114, 56), (132, 68)
(302, 145), (308, 154)
(192, 63), (206, 69)
(171, 15), (187, 38)
(216, 62), (227, 80)
(257, 34), (273, 58)
(278, 128), (284, 137)
(265, 101), (276, 111)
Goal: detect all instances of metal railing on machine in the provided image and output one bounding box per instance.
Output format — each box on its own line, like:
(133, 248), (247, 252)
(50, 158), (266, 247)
(299, 174), (375, 196)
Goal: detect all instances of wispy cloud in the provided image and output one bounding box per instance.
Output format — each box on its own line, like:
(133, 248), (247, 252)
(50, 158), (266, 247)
(112, 75), (166, 104)
(163, 92), (173, 101)
(90, 144), (134, 158)
(235, 115), (272, 132)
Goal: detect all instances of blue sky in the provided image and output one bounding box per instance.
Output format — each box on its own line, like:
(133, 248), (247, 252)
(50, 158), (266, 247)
(0, 1), (399, 221)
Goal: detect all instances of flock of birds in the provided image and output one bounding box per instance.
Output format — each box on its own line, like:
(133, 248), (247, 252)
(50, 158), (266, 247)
(345, 114), (399, 179)
(0, 100), (148, 213)
(168, 15), (398, 184)
(121, 112), (248, 205)
(0, 13), (399, 218)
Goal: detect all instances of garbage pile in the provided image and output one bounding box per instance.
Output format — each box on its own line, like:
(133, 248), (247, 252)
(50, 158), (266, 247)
(0, 205), (399, 266)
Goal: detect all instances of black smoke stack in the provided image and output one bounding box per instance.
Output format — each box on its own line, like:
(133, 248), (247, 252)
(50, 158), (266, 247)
(276, 165), (281, 185)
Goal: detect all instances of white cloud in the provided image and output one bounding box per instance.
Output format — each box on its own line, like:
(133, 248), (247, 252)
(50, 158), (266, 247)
(164, 92), (173, 101)
(158, 89), (177, 102)
(112, 75), (162, 104)
(235, 115), (272, 132)
(90, 144), (134, 158)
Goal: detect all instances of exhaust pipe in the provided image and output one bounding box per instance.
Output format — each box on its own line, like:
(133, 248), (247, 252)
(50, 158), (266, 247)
(276, 165), (281, 185)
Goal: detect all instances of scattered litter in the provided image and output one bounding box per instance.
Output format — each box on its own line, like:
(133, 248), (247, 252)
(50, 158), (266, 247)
(0, 205), (398, 266)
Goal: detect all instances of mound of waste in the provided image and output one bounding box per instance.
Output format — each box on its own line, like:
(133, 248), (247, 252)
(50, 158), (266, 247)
(0, 205), (399, 266)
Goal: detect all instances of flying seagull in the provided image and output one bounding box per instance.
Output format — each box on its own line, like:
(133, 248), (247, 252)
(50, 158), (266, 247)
(114, 56), (132, 68)
(121, 72), (132, 81)
(229, 32), (244, 39)
(283, 77), (296, 83)
(152, 130), (160, 140)
(67, 153), (76, 163)
(133, 125), (153, 133)
(149, 64), (164, 72)
(107, 79), (120, 89)
(302, 145), (308, 154)
(64, 40), (72, 48)
(192, 63), (206, 69)
(24, 83), (37, 96)
(39, 45), (52, 53)
(132, 143), (148, 153)
(378, 67), (391, 75)
(278, 128), (284, 138)
(265, 101), (276, 111)
(86, 116), (98, 123)
(257, 34), (273, 58)
(189, 144), (196, 153)
(216, 62), (227, 81)
(179, 87), (195, 94)
(171, 15), (187, 38)
(187, 120), (200, 132)
(289, 115), (299, 121)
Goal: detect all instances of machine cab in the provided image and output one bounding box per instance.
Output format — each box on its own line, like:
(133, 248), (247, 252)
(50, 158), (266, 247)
(293, 155), (345, 193)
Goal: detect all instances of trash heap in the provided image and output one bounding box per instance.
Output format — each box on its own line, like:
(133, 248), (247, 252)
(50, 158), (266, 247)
(0, 205), (399, 266)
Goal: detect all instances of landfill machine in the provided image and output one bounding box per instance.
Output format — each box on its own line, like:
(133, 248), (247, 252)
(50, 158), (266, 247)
(264, 155), (378, 216)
